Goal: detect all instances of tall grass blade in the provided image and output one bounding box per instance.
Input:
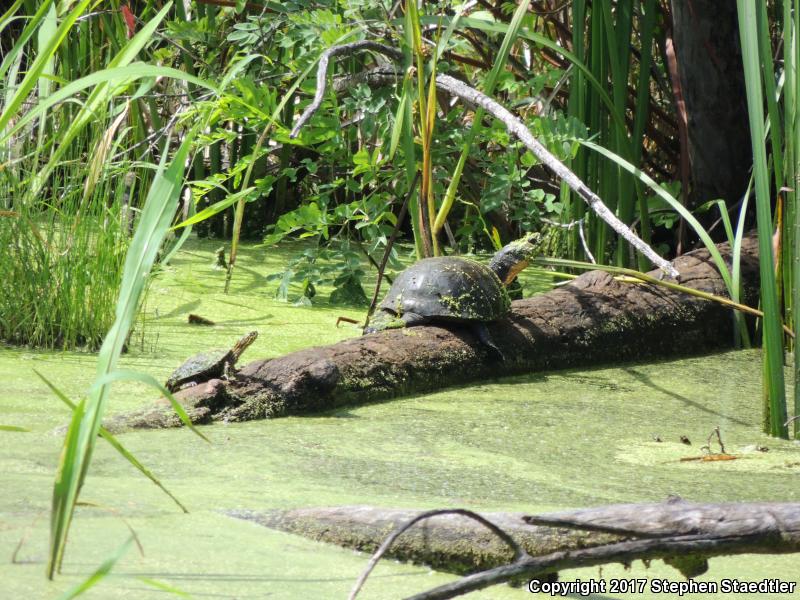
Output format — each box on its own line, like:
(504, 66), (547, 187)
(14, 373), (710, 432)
(90, 370), (209, 441)
(0, 0), (91, 135)
(433, 0), (531, 243)
(48, 129), (199, 578)
(35, 369), (190, 513)
(0, 425), (30, 432)
(2, 64), (217, 146)
(0, 0), (52, 89)
(579, 140), (733, 291)
(415, 15), (628, 133)
(737, 0), (788, 438)
(791, 0), (800, 438)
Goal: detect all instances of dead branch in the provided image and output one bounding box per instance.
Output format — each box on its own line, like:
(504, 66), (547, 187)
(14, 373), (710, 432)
(408, 500), (800, 599)
(228, 500), (800, 600)
(349, 508), (526, 600)
(290, 41), (680, 278)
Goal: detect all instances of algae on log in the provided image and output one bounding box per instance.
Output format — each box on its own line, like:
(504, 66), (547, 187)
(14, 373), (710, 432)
(226, 500), (800, 580)
(105, 236), (759, 431)
(226, 505), (622, 576)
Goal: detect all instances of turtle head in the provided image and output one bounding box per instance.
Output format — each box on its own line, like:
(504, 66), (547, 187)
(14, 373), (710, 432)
(362, 310), (407, 335)
(488, 232), (542, 286)
(231, 330), (258, 360)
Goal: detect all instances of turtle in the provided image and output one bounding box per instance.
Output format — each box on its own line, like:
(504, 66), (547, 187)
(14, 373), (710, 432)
(165, 331), (258, 392)
(363, 233), (541, 356)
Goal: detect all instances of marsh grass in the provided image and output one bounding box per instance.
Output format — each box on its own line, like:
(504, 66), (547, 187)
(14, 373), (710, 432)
(0, 164), (131, 350)
(735, 1), (795, 437)
(0, 0), (224, 580)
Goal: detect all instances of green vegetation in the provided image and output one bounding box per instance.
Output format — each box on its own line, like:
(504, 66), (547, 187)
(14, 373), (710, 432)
(0, 242), (797, 597)
(1, 0), (800, 595)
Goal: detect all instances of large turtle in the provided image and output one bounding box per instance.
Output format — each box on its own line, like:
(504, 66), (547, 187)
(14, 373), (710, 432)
(165, 331), (258, 392)
(363, 233), (541, 355)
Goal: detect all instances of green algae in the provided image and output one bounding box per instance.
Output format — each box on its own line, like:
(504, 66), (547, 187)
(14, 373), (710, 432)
(1, 238), (799, 599)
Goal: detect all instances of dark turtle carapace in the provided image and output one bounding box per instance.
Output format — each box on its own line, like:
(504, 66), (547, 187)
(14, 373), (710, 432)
(165, 331), (258, 392)
(363, 233), (540, 354)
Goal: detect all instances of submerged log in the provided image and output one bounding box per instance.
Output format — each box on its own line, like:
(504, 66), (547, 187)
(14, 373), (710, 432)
(105, 236), (759, 431)
(228, 500), (800, 596)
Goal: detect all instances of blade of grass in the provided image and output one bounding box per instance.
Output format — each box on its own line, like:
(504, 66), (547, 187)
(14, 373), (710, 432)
(433, 0), (531, 241)
(36, 368), (190, 513)
(49, 397), (86, 577)
(534, 256), (792, 336)
(0, 0), (53, 90)
(0, 0), (92, 135)
(48, 127), (199, 578)
(630, 0), (657, 271)
(89, 370), (210, 442)
(790, 0), (800, 438)
(0, 0), (24, 33)
(737, 0), (788, 438)
(414, 15), (630, 136)
(2, 63), (218, 146)
(136, 577), (192, 597)
(579, 139), (733, 291)
(174, 187), (255, 230)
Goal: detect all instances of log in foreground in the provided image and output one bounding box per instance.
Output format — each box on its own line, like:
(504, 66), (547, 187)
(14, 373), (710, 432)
(226, 505), (622, 575)
(227, 500), (800, 598)
(105, 236), (759, 431)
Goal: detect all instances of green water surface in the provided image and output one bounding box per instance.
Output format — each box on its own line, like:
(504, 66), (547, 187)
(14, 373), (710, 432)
(1, 239), (798, 599)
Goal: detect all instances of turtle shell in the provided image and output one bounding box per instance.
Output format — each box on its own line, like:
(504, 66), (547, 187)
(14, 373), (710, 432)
(165, 348), (232, 391)
(379, 257), (510, 324)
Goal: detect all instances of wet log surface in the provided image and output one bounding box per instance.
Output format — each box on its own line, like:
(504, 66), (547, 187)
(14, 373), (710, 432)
(226, 500), (800, 579)
(105, 236), (759, 432)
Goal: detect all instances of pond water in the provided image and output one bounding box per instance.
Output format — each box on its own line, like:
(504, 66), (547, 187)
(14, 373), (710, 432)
(1, 239), (798, 599)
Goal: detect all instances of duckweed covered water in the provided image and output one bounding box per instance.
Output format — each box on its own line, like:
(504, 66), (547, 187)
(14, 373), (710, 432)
(1, 239), (798, 599)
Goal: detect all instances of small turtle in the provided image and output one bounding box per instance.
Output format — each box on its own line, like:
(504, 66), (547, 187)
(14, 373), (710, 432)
(165, 331), (258, 392)
(363, 233), (541, 356)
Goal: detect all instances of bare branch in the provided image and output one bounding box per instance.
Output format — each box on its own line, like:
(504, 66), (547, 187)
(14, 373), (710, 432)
(291, 41), (680, 278)
(349, 508), (526, 600)
(408, 501), (800, 599)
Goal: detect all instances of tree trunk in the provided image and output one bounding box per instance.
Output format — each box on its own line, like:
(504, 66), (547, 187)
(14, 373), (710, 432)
(669, 0), (751, 208)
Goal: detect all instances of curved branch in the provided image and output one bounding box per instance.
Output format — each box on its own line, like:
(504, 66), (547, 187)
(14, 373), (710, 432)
(349, 508), (526, 600)
(290, 41), (680, 278)
(406, 533), (789, 600)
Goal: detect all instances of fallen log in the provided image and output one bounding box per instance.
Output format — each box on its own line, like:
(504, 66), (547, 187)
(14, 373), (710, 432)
(227, 500), (800, 600)
(226, 505), (622, 575)
(407, 500), (800, 600)
(105, 235), (759, 431)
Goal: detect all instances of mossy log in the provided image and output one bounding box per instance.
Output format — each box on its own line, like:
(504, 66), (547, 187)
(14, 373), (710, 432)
(227, 500), (800, 583)
(105, 236), (759, 432)
(226, 505), (622, 576)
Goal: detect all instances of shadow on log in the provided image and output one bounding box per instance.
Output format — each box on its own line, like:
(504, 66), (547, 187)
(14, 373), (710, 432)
(105, 236), (759, 432)
(227, 499), (800, 599)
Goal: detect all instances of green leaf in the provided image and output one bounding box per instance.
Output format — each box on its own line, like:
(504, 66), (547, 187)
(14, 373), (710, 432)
(173, 187), (256, 230)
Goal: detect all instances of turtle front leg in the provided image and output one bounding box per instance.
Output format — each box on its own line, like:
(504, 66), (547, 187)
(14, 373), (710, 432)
(473, 323), (505, 362)
(364, 310), (413, 334)
(222, 360), (236, 380)
(399, 312), (427, 327)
